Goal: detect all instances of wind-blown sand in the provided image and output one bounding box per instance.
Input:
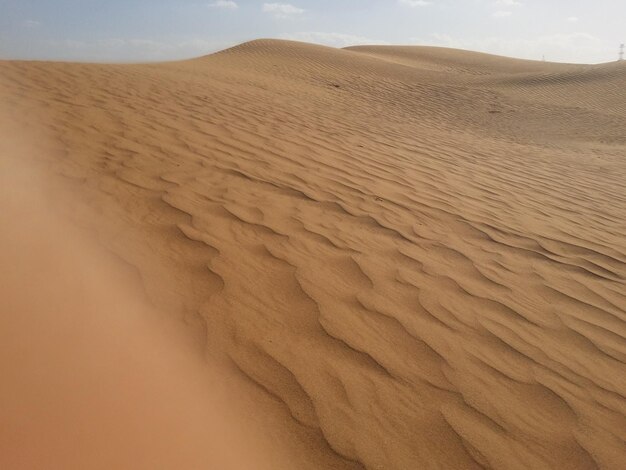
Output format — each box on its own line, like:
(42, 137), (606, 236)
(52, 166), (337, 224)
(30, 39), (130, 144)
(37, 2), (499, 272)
(1, 39), (625, 469)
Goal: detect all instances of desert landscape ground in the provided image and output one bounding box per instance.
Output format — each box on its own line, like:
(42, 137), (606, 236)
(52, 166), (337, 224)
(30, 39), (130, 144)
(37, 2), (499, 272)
(1, 39), (625, 469)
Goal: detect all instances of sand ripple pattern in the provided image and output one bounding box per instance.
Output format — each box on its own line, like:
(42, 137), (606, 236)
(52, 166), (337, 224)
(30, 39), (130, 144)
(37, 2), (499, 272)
(2, 40), (625, 469)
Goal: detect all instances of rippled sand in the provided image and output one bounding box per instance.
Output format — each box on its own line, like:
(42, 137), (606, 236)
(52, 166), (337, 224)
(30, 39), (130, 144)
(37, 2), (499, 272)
(1, 40), (625, 469)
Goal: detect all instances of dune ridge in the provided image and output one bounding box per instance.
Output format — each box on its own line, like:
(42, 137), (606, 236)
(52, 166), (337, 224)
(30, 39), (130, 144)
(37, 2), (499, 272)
(1, 39), (625, 469)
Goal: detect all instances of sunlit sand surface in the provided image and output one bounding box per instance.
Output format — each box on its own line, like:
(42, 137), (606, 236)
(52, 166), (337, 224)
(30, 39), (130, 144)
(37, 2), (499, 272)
(1, 40), (625, 469)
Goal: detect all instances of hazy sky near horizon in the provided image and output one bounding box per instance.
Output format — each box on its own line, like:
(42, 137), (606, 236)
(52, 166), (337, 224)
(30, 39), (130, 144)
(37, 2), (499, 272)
(1, 0), (624, 63)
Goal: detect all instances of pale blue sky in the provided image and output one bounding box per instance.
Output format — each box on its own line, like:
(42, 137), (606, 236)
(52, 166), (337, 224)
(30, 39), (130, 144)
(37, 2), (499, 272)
(1, 0), (624, 63)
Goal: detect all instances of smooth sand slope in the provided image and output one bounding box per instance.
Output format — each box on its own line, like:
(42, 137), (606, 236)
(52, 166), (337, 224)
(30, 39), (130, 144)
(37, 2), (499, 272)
(1, 39), (626, 469)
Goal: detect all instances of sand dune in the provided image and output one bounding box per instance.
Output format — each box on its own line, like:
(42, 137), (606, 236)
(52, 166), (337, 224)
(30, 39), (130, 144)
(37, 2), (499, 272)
(1, 39), (625, 469)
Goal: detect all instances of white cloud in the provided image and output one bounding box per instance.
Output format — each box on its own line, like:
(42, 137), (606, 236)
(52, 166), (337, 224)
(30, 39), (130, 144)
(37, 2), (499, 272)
(411, 31), (610, 64)
(492, 10), (512, 18)
(23, 20), (41, 28)
(399, 0), (432, 7)
(262, 3), (304, 19)
(566, 16), (579, 23)
(493, 0), (521, 6)
(209, 0), (238, 8)
(281, 32), (389, 48)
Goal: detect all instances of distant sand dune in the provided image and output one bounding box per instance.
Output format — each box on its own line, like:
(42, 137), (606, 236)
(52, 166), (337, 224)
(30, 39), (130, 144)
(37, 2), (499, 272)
(1, 39), (625, 469)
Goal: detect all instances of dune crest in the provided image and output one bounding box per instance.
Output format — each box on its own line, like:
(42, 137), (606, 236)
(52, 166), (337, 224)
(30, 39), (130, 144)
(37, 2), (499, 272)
(1, 39), (625, 469)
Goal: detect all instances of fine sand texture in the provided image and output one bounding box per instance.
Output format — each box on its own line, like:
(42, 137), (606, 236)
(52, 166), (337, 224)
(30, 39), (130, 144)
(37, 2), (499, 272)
(1, 39), (626, 469)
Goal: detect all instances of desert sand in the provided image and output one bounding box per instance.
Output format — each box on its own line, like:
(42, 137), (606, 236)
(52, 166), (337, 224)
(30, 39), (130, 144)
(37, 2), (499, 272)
(1, 39), (625, 469)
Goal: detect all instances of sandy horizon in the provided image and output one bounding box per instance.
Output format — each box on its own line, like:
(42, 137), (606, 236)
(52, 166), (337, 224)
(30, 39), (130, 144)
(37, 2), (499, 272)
(1, 39), (625, 469)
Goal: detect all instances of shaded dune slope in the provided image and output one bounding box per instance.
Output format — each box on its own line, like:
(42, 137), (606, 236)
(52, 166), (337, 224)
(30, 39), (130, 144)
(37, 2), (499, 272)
(1, 39), (626, 469)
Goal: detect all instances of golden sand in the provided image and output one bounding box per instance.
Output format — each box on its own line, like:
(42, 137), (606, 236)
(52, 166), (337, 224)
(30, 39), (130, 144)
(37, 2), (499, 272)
(1, 40), (625, 469)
